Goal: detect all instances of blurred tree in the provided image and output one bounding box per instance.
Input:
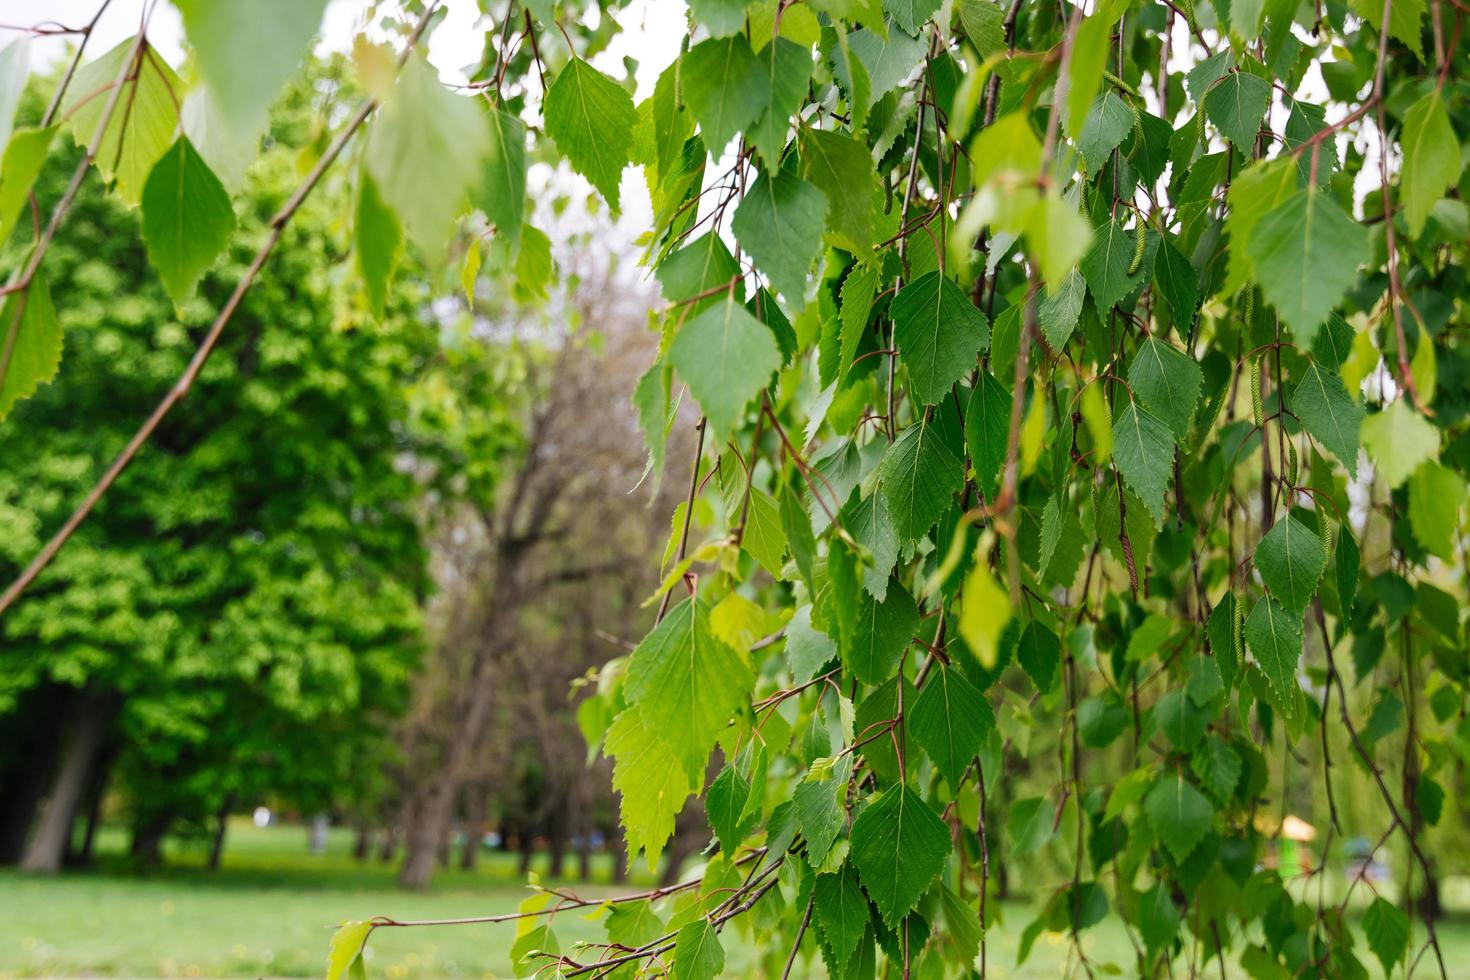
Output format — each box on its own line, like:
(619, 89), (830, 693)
(0, 64), (463, 872)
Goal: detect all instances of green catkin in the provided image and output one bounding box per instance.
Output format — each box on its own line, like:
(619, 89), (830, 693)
(1128, 218), (1147, 275)
(1286, 439), (1299, 486)
(1232, 593), (1244, 661)
(1250, 361), (1264, 429)
(1318, 507), (1333, 557)
(1195, 107), (1206, 147)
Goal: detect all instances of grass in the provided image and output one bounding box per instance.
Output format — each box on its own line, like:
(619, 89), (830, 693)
(0, 820), (1467, 977)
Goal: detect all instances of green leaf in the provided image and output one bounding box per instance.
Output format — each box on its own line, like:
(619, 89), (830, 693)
(1127, 338), (1203, 442)
(139, 137), (236, 306)
(965, 371), (1011, 501)
(355, 173), (401, 320)
(1360, 398), (1439, 489)
(801, 129), (877, 255)
(1401, 90), (1463, 237)
(656, 232), (741, 307)
(794, 760), (848, 863)
(64, 37), (183, 205)
(879, 416), (963, 543)
(477, 109), (527, 250)
(1245, 596), (1303, 713)
(886, 0), (943, 33)
(1081, 217), (1148, 313)
(174, 0), (329, 134)
(1074, 92), (1136, 173)
(732, 169), (826, 306)
(1408, 461), (1465, 561)
(1203, 69), (1271, 148)
(1144, 773), (1214, 863)
(0, 126), (56, 249)
(1336, 525), (1360, 616)
(1066, 9), (1124, 140)
(672, 918), (725, 980)
(844, 491), (898, 599)
(1292, 363), (1363, 477)
(1138, 885), (1181, 954)
(1247, 187), (1369, 349)
(838, 262), (879, 383)
(326, 921), (373, 980)
(623, 597), (754, 781)
(1039, 269), (1086, 350)
(847, 579), (919, 683)
(1352, 0), (1426, 58)
(0, 38), (27, 152)
(814, 865), (870, 963)
(683, 36), (769, 153)
(1154, 689), (1208, 751)
(366, 55), (491, 254)
(0, 271), (61, 422)
(909, 664), (994, 787)
(849, 785), (952, 928)
(1255, 515), (1326, 615)
(787, 606), (837, 681)
(891, 271), (991, 405)
(1223, 157), (1296, 296)
(748, 38), (814, 170)
(1153, 238), (1200, 326)
(606, 704), (694, 864)
(1362, 897), (1409, 975)
(1191, 735), (1243, 801)
(689, 0), (755, 36)
(1013, 623), (1060, 694)
(668, 299), (782, 438)
(831, 27), (926, 111)
(544, 58), (637, 211)
(1112, 401), (1175, 527)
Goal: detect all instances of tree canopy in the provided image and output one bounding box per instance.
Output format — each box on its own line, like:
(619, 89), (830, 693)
(1, 0), (1468, 977)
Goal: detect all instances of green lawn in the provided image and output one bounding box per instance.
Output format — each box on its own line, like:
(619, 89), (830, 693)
(0, 820), (1467, 977)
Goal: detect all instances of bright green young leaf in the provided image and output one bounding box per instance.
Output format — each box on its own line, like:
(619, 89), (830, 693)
(668, 299), (782, 437)
(1361, 398), (1439, 489)
(1144, 773), (1214, 863)
(606, 704), (694, 864)
(891, 271), (991, 405)
(544, 58), (637, 211)
(672, 918), (725, 980)
(1408, 461), (1464, 561)
(0, 37), (27, 152)
(879, 415), (963, 543)
(1223, 156), (1296, 295)
(64, 37), (182, 205)
(909, 664), (994, 787)
(1352, 0), (1426, 57)
(1293, 363), (1363, 477)
(1255, 515), (1326, 615)
(1247, 186), (1370, 348)
(1112, 401), (1175, 526)
(732, 169), (827, 306)
(174, 0), (330, 134)
(683, 36), (769, 153)
(623, 597), (754, 780)
(140, 137), (236, 306)
(0, 273), (60, 421)
(849, 784), (952, 928)
(0, 126), (56, 248)
(366, 55), (491, 253)
(830, 27), (926, 111)
(689, 0), (755, 36)
(325, 921), (373, 980)
(356, 172), (402, 321)
(1400, 90), (1463, 237)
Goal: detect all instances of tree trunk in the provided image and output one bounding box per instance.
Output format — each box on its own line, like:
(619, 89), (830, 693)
(518, 825), (536, 876)
(612, 829), (629, 884)
(20, 689), (116, 874)
(0, 684), (71, 865)
(129, 810), (171, 867)
(397, 649), (501, 889)
(353, 823), (372, 861)
(207, 798), (233, 871)
(68, 744), (118, 868)
(459, 784), (485, 872)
